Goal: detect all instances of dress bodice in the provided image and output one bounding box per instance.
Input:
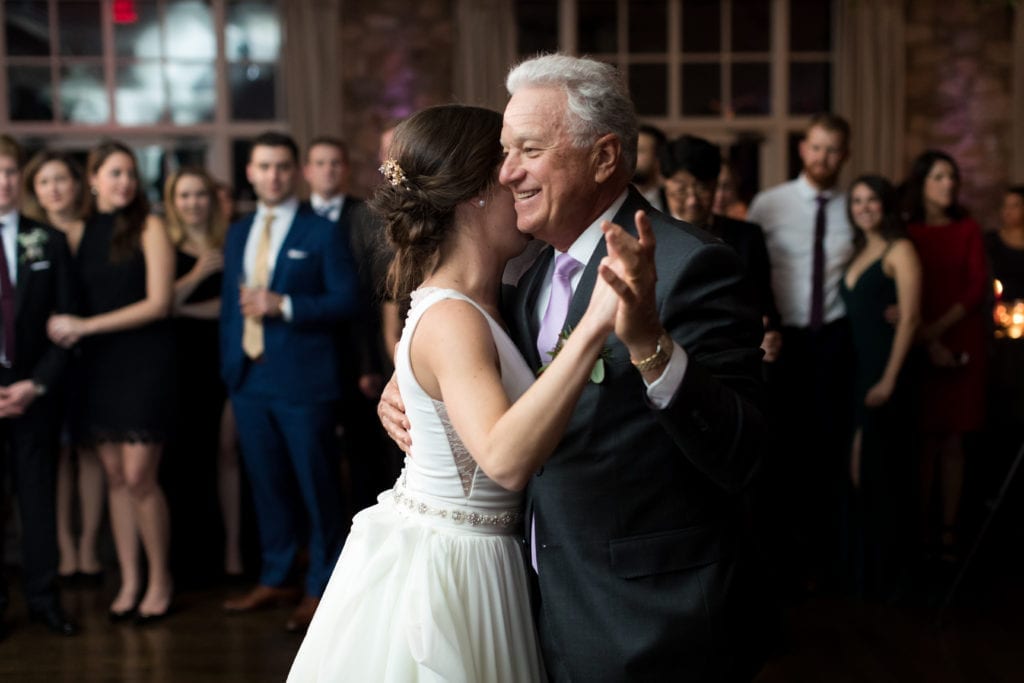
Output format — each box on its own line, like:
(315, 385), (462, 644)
(393, 287), (535, 533)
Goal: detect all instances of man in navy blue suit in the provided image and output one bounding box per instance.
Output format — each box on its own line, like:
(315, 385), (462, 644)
(220, 131), (358, 633)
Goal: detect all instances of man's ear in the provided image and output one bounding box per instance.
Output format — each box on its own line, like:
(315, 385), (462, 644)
(592, 133), (622, 184)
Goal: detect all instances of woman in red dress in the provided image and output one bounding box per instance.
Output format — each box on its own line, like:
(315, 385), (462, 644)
(903, 150), (988, 561)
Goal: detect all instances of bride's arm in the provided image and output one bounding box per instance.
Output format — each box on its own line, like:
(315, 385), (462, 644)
(412, 283), (615, 492)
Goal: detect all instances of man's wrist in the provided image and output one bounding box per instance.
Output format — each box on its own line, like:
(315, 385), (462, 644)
(630, 332), (673, 374)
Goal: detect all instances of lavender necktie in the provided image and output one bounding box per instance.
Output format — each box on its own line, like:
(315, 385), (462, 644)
(536, 252), (582, 364)
(531, 252), (581, 574)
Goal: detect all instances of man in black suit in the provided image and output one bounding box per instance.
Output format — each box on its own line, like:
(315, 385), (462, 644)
(382, 55), (768, 681)
(0, 135), (78, 637)
(302, 136), (397, 512)
(659, 134), (782, 359)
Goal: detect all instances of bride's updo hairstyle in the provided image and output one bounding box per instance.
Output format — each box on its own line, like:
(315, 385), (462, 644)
(372, 104), (504, 302)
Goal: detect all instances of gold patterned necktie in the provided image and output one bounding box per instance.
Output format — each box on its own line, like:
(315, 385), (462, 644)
(242, 211), (275, 359)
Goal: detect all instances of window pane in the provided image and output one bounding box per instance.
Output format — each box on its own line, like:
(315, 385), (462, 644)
(226, 1), (281, 61)
(628, 0), (667, 54)
(58, 0), (102, 56)
(166, 62), (216, 124)
(116, 62), (167, 125)
(790, 0), (831, 52)
(8, 65), (53, 120)
(229, 62), (277, 120)
(5, 1), (50, 57)
(630, 63), (667, 117)
(60, 63), (109, 123)
(166, 0), (216, 60)
(115, 1), (161, 58)
(732, 0), (770, 52)
(681, 63), (721, 116)
(577, 0), (616, 54)
(682, 0), (719, 54)
(731, 62), (770, 115)
(789, 62), (830, 114)
(516, 0), (559, 55)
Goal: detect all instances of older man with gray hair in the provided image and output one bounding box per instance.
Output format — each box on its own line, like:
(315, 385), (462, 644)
(382, 53), (768, 681)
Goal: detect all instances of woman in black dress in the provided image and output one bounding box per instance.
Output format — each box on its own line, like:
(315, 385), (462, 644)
(839, 175), (922, 597)
(22, 150), (105, 583)
(164, 167), (243, 581)
(47, 141), (175, 622)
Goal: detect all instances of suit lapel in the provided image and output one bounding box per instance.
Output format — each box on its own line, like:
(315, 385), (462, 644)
(270, 211), (303, 291)
(13, 216), (32, 318)
(563, 189), (646, 331)
(515, 244), (553, 370)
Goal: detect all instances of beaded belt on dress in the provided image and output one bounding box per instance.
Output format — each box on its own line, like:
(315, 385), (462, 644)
(391, 477), (522, 531)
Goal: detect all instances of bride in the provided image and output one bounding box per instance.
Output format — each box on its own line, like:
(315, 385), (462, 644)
(288, 104), (621, 681)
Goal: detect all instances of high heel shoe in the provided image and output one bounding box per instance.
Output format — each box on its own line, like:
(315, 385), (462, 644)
(108, 606), (137, 623)
(133, 606), (173, 626)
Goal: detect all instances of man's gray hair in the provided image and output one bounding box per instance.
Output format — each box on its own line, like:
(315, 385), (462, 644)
(506, 54), (638, 173)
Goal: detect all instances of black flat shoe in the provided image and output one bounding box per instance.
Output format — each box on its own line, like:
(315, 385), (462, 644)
(108, 607), (137, 623)
(133, 606), (173, 627)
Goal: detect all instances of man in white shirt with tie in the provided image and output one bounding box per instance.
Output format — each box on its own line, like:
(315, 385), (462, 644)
(302, 136), (399, 513)
(220, 131), (358, 633)
(747, 113), (856, 595)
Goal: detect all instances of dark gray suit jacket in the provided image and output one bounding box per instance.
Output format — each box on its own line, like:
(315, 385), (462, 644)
(506, 187), (767, 682)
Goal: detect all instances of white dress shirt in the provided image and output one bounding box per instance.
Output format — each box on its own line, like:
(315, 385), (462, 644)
(0, 210), (19, 285)
(747, 173), (854, 328)
(243, 197), (298, 320)
(533, 190), (686, 407)
(310, 193), (346, 223)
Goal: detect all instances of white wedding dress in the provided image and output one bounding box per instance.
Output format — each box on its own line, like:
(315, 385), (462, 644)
(288, 288), (546, 683)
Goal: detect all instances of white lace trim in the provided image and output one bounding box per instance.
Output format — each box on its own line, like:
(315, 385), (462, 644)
(431, 399), (478, 497)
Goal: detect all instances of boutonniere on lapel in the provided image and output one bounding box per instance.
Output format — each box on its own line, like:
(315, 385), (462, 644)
(537, 326), (613, 384)
(18, 228), (49, 264)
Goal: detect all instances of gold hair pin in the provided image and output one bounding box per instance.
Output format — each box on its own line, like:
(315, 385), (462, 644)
(379, 158), (407, 186)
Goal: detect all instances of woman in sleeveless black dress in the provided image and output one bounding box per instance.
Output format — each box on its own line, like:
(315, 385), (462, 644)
(839, 175), (922, 598)
(47, 141), (176, 622)
(163, 167), (243, 583)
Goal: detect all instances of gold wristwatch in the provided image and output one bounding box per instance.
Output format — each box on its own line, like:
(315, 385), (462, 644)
(630, 333), (673, 373)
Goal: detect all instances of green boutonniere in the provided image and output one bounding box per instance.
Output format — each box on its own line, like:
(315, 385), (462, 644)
(17, 228), (49, 264)
(537, 326), (613, 384)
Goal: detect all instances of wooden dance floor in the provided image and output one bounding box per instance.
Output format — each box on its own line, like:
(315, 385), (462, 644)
(0, 568), (1022, 681)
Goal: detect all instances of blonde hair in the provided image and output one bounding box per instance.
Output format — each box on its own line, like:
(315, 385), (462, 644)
(163, 166), (227, 249)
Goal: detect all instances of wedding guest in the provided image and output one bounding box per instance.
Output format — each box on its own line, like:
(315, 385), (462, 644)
(659, 134), (781, 359)
(840, 175), (921, 598)
(381, 54), (768, 681)
(0, 135), (78, 637)
(747, 113), (856, 591)
(220, 131), (358, 633)
(163, 167), (243, 582)
(987, 186), (1024, 428)
(634, 123), (667, 212)
(903, 150), (988, 563)
(302, 137), (396, 513)
(714, 162), (750, 220)
(47, 141), (176, 624)
(22, 150), (104, 585)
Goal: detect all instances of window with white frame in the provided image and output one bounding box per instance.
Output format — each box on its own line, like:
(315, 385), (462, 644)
(1, 0), (283, 207)
(514, 0), (835, 201)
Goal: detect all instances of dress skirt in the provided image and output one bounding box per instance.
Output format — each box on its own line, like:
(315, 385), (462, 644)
(288, 484), (546, 683)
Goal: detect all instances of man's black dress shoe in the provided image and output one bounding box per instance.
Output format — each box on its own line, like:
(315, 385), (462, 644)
(29, 607), (79, 636)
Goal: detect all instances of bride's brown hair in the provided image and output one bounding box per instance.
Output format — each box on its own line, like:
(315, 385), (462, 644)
(370, 104), (504, 302)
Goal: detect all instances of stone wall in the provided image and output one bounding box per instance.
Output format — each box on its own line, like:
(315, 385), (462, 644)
(904, 0), (1016, 229)
(339, 0), (455, 197)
